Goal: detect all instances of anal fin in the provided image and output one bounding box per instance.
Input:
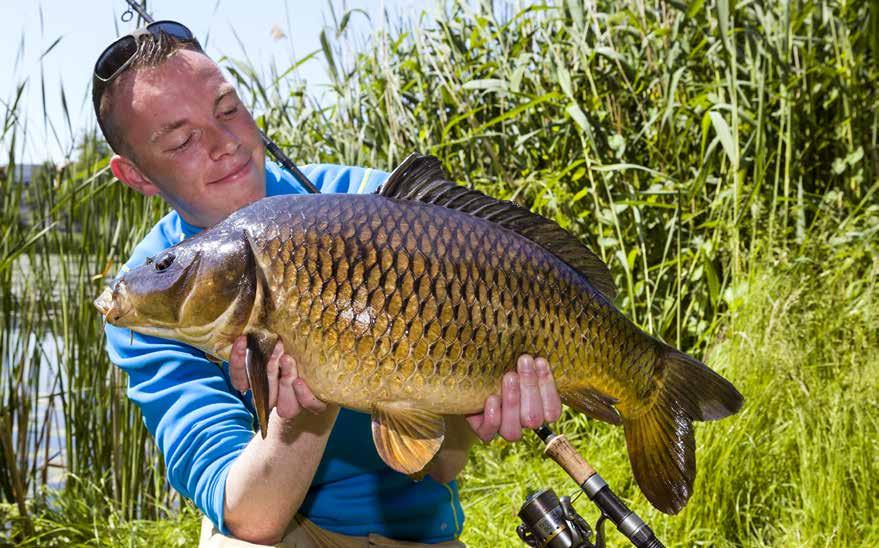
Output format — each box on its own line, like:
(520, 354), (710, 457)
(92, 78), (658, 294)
(371, 404), (445, 475)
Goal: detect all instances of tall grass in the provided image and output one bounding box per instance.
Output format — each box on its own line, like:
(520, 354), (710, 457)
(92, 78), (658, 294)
(1, 0), (877, 545)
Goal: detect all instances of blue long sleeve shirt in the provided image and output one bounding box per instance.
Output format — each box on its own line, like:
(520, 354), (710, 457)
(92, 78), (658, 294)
(104, 160), (464, 542)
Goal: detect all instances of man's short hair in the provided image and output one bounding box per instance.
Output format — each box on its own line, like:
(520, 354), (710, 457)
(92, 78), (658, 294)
(92, 31), (204, 158)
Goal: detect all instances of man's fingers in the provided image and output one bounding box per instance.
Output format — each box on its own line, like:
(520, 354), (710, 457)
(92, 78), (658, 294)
(465, 413), (483, 433)
(477, 395), (501, 442)
(517, 355), (543, 429)
(465, 395), (501, 442)
(266, 341), (284, 410)
(293, 378), (327, 414)
(276, 355), (301, 419)
(229, 336), (249, 393)
(499, 372), (522, 441)
(536, 357), (562, 423)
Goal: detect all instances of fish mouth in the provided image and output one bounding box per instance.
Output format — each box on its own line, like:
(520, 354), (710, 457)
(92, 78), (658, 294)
(94, 286), (113, 315)
(94, 284), (133, 325)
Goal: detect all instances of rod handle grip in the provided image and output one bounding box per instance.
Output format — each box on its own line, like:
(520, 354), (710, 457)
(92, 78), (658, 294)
(543, 433), (596, 485)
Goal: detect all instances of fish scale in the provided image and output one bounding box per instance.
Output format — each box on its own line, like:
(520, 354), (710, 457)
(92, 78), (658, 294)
(96, 152), (742, 514)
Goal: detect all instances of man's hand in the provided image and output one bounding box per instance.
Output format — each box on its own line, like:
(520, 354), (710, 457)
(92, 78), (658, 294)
(228, 335), (327, 418)
(466, 354), (562, 442)
(427, 354), (562, 483)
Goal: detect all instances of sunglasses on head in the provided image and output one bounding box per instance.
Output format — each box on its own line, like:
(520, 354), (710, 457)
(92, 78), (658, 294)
(93, 20), (197, 83)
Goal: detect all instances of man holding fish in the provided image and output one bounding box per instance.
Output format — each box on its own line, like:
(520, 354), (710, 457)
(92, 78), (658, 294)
(92, 22), (563, 547)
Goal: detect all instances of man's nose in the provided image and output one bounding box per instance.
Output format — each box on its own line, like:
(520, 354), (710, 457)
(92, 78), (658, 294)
(208, 122), (241, 160)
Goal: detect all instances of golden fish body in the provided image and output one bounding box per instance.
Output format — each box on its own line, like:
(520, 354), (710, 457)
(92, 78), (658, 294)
(97, 153), (742, 514)
(247, 193), (651, 419)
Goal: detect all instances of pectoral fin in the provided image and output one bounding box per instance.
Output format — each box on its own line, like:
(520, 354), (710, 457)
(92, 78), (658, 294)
(371, 404), (445, 475)
(245, 332), (279, 438)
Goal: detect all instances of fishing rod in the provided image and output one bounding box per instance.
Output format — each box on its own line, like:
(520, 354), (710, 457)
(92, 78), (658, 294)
(120, 0), (320, 194)
(517, 426), (664, 548)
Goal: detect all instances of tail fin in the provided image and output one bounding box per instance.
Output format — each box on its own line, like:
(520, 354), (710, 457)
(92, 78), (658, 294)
(622, 348), (743, 514)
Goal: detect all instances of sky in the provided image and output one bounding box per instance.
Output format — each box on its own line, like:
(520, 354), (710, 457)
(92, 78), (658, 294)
(0, 0), (425, 163)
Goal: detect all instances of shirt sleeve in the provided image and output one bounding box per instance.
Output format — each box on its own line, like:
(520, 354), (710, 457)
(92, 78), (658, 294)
(105, 323), (253, 534)
(301, 164), (389, 194)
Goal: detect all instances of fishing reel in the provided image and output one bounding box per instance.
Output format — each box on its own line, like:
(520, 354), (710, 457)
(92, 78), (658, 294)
(517, 426), (664, 548)
(517, 488), (603, 548)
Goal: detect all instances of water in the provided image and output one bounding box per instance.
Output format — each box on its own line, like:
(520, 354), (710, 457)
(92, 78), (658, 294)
(5, 325), (68, 493)
(9, 253), (68, 300)
(4, 253), (71, 493)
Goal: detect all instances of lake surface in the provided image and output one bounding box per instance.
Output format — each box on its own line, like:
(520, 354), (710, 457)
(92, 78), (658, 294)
(4, 247), (141, 499)
(4, 253), (72, 492)
(5, 326), (68, 492)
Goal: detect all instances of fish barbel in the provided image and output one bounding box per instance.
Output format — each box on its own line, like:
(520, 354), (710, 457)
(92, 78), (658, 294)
(95, 153), (742, 514)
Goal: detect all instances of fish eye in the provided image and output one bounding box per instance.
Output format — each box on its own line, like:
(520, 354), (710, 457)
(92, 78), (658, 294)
(155, 253), (175, 272)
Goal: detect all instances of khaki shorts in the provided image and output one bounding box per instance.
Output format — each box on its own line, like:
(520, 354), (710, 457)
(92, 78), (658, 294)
(198, 515), (466, 548)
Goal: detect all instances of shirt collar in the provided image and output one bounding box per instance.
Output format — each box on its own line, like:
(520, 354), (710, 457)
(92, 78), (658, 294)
(178, 215), (203, 240)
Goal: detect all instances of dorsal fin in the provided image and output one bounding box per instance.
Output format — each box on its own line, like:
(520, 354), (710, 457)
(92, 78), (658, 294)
(379, 153), (617, 300)
(379, 153), (449, 198)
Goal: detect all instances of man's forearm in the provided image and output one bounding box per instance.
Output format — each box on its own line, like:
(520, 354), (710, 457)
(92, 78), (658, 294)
(223, 406), (339, 544)
(427, 415), (478, 484)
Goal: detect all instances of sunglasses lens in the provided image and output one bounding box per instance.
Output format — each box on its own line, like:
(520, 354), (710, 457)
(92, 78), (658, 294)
(93, 21), (196, 85)
(95, 36), (138, 80)
(149, 21), (194, 41)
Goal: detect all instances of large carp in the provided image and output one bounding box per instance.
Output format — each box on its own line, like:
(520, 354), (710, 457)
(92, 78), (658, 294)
(95, 153), (742, 514)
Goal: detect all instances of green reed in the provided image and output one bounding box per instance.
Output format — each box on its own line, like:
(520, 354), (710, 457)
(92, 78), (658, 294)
(1, 0), (877, 545)
(1, 99), (178, 538)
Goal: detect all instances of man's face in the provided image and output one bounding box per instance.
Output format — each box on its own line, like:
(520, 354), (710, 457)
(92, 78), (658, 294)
(109, 49), (266, 228)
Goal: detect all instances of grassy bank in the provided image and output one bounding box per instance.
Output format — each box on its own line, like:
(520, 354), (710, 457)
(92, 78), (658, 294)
(1, 0), (877, 546)
(0, 477), (201, 547)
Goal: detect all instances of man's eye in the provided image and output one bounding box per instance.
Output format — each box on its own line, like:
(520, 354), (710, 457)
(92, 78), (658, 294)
(222, 107), (238, 117)
(172, 135), (193, 152)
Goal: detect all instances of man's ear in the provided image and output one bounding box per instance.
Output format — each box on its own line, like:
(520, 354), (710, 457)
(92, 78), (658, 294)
(109, 155), (161, 196)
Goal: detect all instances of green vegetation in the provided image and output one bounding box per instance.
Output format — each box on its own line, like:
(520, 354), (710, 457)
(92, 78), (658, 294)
(1, 0), (877, 546)
(0, 476), (200, 547)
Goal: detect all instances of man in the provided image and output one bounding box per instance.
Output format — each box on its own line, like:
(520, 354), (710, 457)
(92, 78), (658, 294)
(94, 22), (562, 547)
